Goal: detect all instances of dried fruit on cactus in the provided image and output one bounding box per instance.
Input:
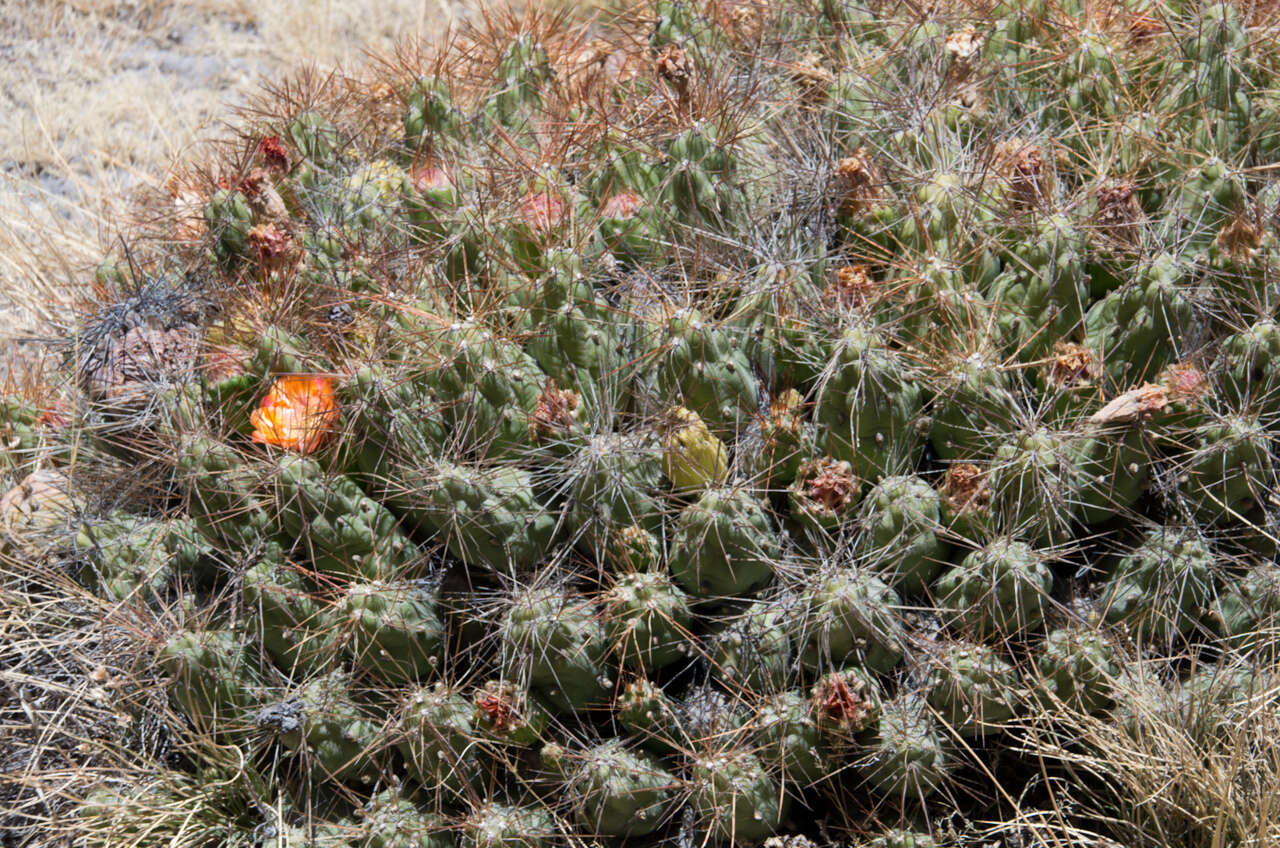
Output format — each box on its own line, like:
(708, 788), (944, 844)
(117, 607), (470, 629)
(472, 679), (551, 748)
(788, 456), (862, 536)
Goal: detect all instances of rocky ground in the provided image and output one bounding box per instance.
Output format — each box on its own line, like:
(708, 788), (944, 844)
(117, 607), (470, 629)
(0, 0), (473, 387)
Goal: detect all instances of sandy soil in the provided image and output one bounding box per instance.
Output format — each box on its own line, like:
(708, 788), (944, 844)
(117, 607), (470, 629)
(0, 0), (474, 388)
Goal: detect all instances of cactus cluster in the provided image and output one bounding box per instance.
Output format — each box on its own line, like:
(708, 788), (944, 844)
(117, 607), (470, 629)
(14, 0), (1280, 845)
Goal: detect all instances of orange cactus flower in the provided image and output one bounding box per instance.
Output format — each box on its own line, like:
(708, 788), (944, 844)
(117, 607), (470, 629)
(250, 375), (340, 454)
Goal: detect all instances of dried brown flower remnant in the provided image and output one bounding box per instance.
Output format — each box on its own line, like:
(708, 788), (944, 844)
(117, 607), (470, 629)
(1086, 362), (1206, 430)
(1094, 181), (1142, 246)
(257, 135), (290, 173)
(834, 149), (885, 218)
(247, 223), (297, 273)
(811, 670), (876, 738)
(1047, 342), (1102, 389)
(655, 44), (693, 98)
(217, 167), (267, 198)
(994, 139), (1050, 208)
(725, 1), (764, 43)
(945, 26), (984, 83)
(1216, 213), (1263, 262)
(474, 687), (516, 734)
(473, 681), (541, 741)
(797, 457), (859, 514)
(1089, 383), (1169, 426)
(826, 264), (876, 310)
(790, 52), (834, 103)
(35, 403), (70, 430)
(529, 381), (581, 442)
(218, 165), (291, 222)
(559, 38), (612, 74)
(1127, 13), (1165, 46)
(940, 463), (992, 516)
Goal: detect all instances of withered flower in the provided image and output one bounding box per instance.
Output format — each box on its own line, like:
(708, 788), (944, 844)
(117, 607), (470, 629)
(257, 135), (290, 173)
(1127, 13), (1165, 47)
(790, 52), (834, 103)
(529, 380), (581, 443)
(655, 44), (693, 98)
(1216, 213), (1263, 262)
(811, 670), (877, 740)
(940, 463), (992, 516)
(1047, 342), (1101, 389)
(945, 26), (984, 84)
(247, 222), (297, 273)
(1094, 181), (1143, 247)
(518, 191), (569, 235)
(797, 457), (859, 514)
(826, 264), (876, 310)
(834, 149), (885, 218)
(994, 139), (1050, 209)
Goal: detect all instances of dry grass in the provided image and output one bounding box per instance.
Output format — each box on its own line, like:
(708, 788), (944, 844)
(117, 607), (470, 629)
(1007, 655), (1280, 848)
(0, 545), (169, 848)
(0, 0), (481, 388)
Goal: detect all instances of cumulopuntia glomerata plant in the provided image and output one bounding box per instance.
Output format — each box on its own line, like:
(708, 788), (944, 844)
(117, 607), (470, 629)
(32, 0), (1280, 844)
